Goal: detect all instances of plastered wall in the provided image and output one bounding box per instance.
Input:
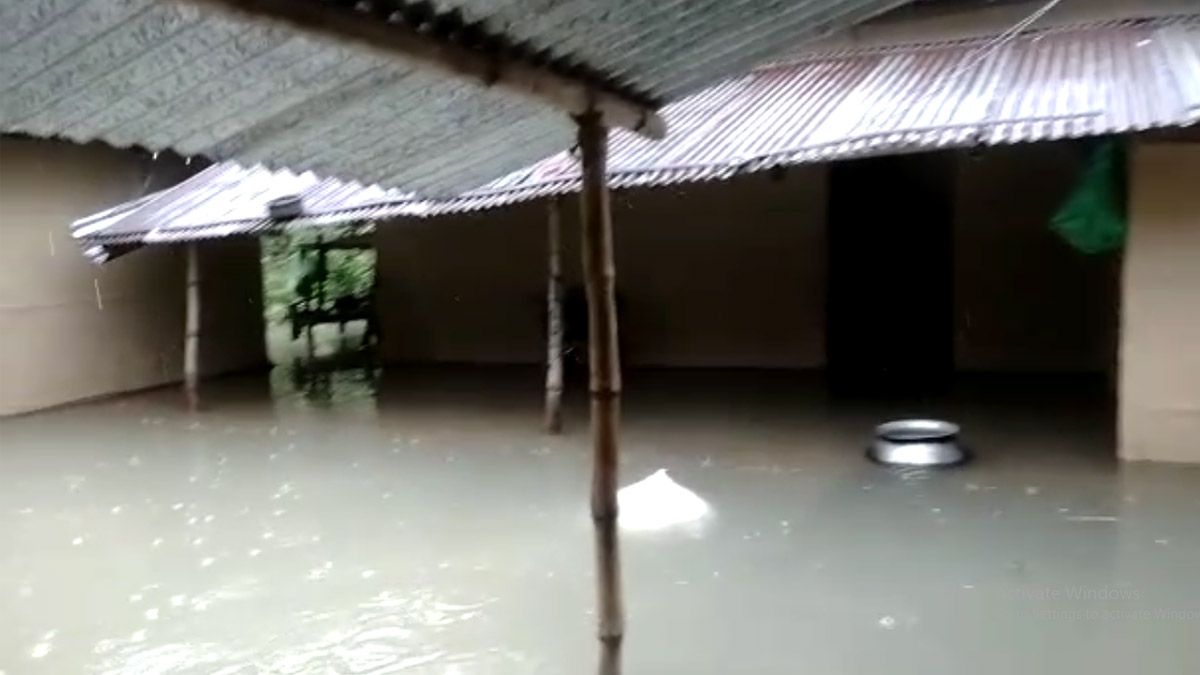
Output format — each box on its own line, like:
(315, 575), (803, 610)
(0, 138), (266, 415)
(377, 169), (828, 369)
(376, 145), (1116, 375)
(1120, 140), (1200, 463)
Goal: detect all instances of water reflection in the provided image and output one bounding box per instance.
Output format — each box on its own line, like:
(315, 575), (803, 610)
(274, 356), (380, 409)
(2, 370), (1199, 673)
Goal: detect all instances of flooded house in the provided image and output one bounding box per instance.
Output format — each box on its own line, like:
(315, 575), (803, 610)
(25, 1), (1200, 463)
(2, 0), (1199, 673)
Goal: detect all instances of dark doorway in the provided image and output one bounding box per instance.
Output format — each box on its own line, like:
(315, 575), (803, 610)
(827, 152), (955, 395)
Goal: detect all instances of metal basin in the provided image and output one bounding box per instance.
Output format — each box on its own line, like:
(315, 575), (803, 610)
(868, 419), (966, 467)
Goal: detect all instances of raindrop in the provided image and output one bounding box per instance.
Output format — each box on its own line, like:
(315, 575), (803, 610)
(110, 505), (123, 515)
(878, 615), (897, 630)
(1025, 486), (1040, 496)
(1154, 538), (1170, 546)
(361, 569), (377, 579)
(144, 608), (159, 621)
(200, 557), (215, 568)
(170, 595), (187, 607)
(128, 456), (142, 467)
(71, 536), (84, 546)
(248, 548), (262, 557)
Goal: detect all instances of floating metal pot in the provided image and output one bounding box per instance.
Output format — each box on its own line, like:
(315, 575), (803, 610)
(868, 419), (967, 467)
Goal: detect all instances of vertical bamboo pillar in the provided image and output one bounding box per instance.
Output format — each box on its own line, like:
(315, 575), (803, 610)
(577, 110), (624, 645)
(183, 242), (201, 412)
(544, 196), (566, 433)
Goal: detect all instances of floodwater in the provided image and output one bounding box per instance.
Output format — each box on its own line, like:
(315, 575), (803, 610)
(2, 368), (1199, 674)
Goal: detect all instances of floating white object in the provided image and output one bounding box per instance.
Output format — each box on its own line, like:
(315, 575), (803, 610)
(618, 469), (711, 532)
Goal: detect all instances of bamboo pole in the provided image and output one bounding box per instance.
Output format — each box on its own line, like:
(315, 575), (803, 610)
(577, 111), (624, 645)
(184, 242), (201, 412)
(544, 196), (566, 433)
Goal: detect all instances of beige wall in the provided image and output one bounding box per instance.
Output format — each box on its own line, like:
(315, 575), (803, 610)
(378, 170), (828, 368)
(0, 138), (266, 416)
(1120, 140), (1200, 463)
(378, 145), (1115, 374)
(954, 143), (1119, 373)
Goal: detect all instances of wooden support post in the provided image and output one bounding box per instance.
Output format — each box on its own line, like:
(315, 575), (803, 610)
(577, 111), (624, 646)
(186, 0), (665, 140)
(184, 242), (201, 412)
(544, 196), (566, 433)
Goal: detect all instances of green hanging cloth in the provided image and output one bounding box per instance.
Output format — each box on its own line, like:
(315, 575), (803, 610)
(1050, 139), (1127, 254)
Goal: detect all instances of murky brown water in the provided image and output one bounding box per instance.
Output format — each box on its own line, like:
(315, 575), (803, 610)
(2, 368), (1198, 674)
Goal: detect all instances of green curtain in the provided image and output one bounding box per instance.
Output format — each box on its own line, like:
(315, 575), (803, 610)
(1050, 139), (1127, 254)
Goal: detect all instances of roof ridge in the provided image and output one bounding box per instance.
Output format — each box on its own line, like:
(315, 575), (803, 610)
(759, 13), (1200, 69)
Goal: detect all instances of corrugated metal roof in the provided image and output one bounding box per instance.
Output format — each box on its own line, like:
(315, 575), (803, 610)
(1, 0), (906, 196)
(443, 15), (1200, 211)
(73, 16), (1200, 261)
